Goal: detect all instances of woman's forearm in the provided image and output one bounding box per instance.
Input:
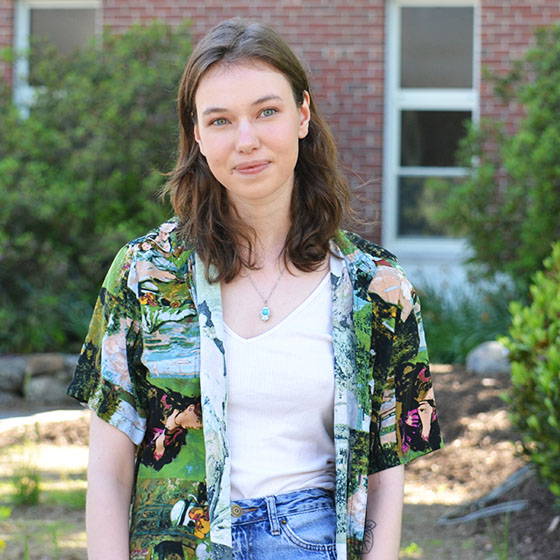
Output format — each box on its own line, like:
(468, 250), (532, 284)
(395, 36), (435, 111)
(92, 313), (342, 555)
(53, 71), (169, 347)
(361, 464), (405, 560)
(86, 412), (136, 560)
(86, 473), (133, 559)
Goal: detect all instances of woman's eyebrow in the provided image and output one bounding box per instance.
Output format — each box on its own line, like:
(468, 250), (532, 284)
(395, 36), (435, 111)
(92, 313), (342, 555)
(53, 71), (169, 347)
(201, 94), (283, 117)
(252, 94), (282, 105)
(202, 106), (227, 117)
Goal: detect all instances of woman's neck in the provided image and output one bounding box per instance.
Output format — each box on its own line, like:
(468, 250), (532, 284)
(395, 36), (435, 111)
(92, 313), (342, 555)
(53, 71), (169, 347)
(229, 195), (292, 267)
(248, 223), (290, 270)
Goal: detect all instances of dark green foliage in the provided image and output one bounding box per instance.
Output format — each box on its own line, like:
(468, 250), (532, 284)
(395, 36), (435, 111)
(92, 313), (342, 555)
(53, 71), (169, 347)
(502, 242), (560, 504)
(433, 24), (560, 294)
(0, 22), (192, 353)
(418, 283), (512, 364)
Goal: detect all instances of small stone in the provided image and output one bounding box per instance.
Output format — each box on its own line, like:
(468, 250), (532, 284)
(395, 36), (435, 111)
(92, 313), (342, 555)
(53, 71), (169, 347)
(466, 341), (511, 376)
(547, 515), (560, 534)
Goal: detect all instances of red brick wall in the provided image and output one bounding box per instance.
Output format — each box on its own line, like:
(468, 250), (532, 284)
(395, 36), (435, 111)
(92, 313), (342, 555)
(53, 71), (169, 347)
(480, 1), (560, 134)
(0, 0), (14, 84)
(103, 0), (386, 239)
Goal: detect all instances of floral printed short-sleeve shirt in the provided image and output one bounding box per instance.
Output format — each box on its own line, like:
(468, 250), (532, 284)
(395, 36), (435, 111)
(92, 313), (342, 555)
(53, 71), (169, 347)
(67, 218), (442, 560)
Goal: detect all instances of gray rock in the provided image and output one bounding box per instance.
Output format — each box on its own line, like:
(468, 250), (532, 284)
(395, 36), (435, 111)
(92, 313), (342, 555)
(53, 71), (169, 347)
(24, 353), (65, 377)
(0, 390), (19, 406)
(466, 341), (511, 376)
(62, 354), (80, 376)
(0, 356), (26, 392)
(24, 375), (72, 404)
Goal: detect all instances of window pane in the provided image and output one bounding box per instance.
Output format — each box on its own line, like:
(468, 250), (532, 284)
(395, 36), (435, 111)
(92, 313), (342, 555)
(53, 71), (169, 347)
(30, 8), (96, 57)
(401, 7), (473, 88)
(401, 110), (471, 167)
(398, 176), (458, 237)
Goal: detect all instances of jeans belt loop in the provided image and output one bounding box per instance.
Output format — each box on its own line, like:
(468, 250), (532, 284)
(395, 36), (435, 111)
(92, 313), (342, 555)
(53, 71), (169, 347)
(265, 495), (281, 536)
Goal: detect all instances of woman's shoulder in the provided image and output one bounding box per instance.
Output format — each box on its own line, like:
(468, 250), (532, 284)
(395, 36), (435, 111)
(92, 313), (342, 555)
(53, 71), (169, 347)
(103, 218), (192, 291)
(126, 217), (184, 254)
(337, 229), (400, 268)
(336, 230), (417, 317)
(113, 217), (195, 263)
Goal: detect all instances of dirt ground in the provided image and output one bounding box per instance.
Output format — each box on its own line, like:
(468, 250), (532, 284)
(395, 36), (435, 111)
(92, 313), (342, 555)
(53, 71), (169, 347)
(401, 365), (559, 560)
(0, 364), (558, 559)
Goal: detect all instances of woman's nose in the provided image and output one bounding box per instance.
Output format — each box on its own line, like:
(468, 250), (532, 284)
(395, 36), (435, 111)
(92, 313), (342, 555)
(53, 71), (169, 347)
(235, 120), (260, 153)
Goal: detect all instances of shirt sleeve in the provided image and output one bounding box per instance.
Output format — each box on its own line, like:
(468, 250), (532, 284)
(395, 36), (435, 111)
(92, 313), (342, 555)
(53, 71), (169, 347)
(67, 244), (147, 445)
(368, 266), (443, 474)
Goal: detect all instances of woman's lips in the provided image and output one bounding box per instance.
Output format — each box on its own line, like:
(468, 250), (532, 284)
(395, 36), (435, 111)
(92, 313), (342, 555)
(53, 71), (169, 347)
(234, 161), (270, 175)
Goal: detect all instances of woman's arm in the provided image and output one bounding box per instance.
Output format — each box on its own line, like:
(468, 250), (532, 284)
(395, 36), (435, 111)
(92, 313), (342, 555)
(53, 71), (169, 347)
(361, 464), (405, 560)
(86, 412), (136, 560)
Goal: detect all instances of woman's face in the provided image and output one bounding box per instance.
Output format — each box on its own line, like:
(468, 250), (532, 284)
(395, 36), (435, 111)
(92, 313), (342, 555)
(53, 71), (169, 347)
(193, 60), (310, 212)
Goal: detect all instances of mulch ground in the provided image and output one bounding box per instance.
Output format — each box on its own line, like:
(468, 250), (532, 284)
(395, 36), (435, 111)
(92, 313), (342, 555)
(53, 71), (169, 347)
(410, 365), (559, 560)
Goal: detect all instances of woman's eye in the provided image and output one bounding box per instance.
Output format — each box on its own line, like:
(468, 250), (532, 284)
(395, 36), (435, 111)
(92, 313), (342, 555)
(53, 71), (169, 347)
(211, 117), (228, 126)
(260, 108), (277, 118)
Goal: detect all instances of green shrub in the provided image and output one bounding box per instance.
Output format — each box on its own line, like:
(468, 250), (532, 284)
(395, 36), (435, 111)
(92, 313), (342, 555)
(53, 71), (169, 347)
(0, 22), (192, 353)
(502, 241), (560, 503)
(433, 24), (560, 294)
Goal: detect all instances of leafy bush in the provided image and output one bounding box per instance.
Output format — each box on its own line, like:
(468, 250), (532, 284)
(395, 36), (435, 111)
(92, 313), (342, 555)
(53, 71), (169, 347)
(418, 282), (512, 364)
(434, 24), (560, 294)
(502, 241), (560, 503)
(0, 22), (192, 353)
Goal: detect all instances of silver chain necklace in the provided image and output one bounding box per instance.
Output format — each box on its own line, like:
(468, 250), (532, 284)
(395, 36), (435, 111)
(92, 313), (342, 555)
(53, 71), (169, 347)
(245, 266), (285, 322)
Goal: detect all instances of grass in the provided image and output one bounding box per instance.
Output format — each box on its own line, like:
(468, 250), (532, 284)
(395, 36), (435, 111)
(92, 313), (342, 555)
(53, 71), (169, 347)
(0, 506), (11, 554)
(0, 435), (87, 559)
(485, 513), (519, 560)
(11, 469), (41, 506)
(1, 514), (82, 560)
(400, 541), (424, 558)
(0, 425), (86, 509)
(8, 424), (42, 506)
(401, 500), (525, 559)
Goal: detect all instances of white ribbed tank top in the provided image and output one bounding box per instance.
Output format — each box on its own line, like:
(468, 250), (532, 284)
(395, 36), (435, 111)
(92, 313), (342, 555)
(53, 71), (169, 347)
(224, 267), (336, 500)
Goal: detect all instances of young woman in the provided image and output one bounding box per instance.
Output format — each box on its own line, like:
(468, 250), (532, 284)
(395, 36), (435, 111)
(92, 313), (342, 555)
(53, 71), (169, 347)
(68, 17), (441, 560)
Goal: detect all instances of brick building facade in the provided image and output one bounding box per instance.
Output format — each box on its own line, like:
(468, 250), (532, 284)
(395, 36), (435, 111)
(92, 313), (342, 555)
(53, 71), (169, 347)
(2, 0), (560, 283)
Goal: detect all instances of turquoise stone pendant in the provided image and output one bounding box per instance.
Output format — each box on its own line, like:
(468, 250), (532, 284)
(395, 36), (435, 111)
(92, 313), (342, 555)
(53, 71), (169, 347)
(260, 305), (271, 322)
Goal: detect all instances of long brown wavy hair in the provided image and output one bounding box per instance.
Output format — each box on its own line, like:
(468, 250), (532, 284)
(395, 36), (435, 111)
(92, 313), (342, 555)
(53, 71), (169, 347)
(164, 18), (352, 282)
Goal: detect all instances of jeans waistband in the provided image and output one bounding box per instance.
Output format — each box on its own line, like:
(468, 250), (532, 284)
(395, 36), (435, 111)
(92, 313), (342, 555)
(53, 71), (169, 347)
(230, 487), (335, 528)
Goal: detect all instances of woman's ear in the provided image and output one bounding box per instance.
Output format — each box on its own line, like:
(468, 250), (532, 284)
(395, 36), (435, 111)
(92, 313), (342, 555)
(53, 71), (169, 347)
(194, 123), (205, 156)
(298, 91), (311, 139)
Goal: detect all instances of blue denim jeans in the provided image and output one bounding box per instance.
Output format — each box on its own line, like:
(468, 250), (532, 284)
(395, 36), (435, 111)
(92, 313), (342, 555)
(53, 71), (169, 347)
(231, 487), (337, 560)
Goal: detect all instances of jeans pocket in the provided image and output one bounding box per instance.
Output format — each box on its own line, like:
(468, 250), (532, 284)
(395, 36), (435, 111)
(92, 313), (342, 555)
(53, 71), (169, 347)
(280, 507), (337, 551)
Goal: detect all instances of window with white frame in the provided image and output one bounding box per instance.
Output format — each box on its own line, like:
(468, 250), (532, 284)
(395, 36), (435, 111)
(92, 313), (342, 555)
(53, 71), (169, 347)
(383, 0), (478, 258)
(13, 0), (101, 108)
